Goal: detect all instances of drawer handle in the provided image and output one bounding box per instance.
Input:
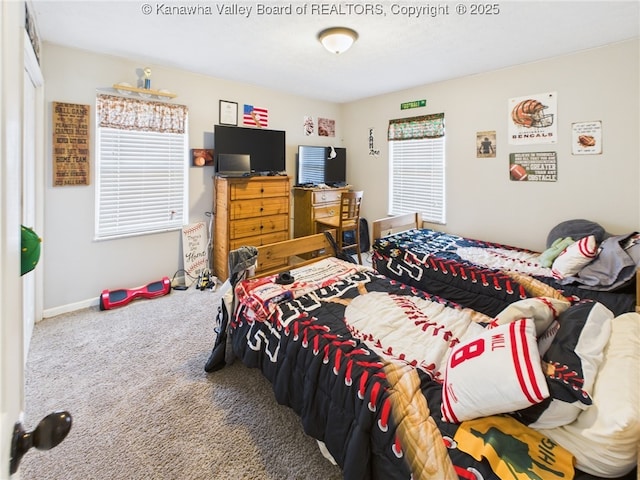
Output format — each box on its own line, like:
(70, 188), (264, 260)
(329, 209), (335, 215)
(321, 194), (326, 200)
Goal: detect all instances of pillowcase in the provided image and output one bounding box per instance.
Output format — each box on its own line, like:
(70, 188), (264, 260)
(538, 312), (639, 477)
(513, 301), (612, 429)
(441, 318), (549, 423)
(538, 236), (574, 267)
(551, 235), (598, 279)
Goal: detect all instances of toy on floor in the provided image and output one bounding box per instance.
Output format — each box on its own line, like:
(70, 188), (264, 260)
(99, 276), (171, 310)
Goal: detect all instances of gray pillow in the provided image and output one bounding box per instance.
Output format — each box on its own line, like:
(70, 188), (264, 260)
(546, 219), (606, 248)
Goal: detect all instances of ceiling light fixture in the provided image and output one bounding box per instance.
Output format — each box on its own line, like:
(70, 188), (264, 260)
(318, 27), (358, 54)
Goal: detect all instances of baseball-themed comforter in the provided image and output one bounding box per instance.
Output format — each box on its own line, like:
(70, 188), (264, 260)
(229, 257), (637, 480)
(372, 228), (636, 317)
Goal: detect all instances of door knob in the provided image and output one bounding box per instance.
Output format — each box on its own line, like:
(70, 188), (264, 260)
(10, 410), (72, 474)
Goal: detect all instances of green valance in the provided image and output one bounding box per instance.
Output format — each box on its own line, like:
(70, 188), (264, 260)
(388, 113), (445, 141)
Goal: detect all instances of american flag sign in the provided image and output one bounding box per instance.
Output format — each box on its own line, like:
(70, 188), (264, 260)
(243, 104), (268, 128)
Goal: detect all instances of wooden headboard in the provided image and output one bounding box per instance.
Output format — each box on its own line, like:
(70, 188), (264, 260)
(372, 213), (422, 241)
(253, 230), (336, 278)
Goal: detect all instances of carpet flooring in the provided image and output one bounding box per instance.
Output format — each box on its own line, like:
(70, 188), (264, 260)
(22, 286), (342, 479)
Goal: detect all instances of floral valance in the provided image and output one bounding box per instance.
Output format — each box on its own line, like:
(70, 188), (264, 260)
(96, 94), (188, 134)
(388, 113), (445, 141)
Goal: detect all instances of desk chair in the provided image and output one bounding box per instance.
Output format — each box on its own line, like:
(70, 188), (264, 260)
(316, 190), (364, 264)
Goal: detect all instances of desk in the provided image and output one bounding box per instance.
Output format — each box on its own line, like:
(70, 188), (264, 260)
(292, 186), (351, 238)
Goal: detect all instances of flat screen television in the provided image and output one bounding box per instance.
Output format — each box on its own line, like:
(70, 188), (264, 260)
(296, 146), (346, 186)
(214, 125), (286, 174)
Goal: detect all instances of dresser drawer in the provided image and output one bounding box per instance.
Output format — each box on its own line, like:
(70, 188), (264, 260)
(314, 205), (340, 220)
(312, 189), (342, 205)
(230, 214), (289, 240)
(230, 197), (289, 219)
(230, 179), (290, 200)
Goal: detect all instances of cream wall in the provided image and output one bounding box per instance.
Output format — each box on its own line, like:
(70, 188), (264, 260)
(41, 43), (342, 314)
(343, 39), (640, 251)
(42, 40), (639, 313)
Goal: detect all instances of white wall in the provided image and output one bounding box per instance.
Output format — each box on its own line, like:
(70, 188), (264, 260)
(344, 39), (640, 251)
(41, 43), (342, 314)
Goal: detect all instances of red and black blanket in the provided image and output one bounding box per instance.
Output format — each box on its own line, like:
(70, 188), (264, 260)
(229, 260), (592, 480)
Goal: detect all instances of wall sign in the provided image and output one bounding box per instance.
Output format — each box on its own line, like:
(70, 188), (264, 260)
(508, 92), (557, 145)
(509, 152), (557, 182)
(401, 99), (426, 110)
(572, 121), (602, 155)
(182, 222), (209, 278)
(52, 102), (90, 186)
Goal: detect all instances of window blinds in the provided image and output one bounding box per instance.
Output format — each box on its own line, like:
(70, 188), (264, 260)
(388, 113), (445, 224)
(298, 145), (326, 184)
(95, 94), (188, 239)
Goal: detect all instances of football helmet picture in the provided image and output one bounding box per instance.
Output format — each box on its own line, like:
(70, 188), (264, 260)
(511, 99), (554, 128)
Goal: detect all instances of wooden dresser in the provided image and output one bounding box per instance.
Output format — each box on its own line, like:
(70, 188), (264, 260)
(292, 186), (350, 238)
(213, 175), (290, 280)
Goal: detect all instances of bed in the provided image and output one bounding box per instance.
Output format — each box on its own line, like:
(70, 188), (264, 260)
(371, 213), (639, 318)
(207, 231), (639, 480)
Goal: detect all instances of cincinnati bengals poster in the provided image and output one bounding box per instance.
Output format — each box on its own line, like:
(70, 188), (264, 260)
(508, 92), (557, 145)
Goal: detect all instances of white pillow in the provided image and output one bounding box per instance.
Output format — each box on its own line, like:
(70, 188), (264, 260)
(441, 318), (549, 423)
(539, 312), (640, 477)
(551, 235), (598, 279)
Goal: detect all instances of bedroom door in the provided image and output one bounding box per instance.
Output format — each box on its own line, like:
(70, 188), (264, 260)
(1, 1), (28, 476)
(23, 53), (38, 361)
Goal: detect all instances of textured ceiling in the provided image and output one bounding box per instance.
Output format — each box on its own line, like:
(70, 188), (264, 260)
(31, 1), (639, 103)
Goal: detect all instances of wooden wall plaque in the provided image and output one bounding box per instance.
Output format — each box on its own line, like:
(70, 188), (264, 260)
(52, 102), (90, 186)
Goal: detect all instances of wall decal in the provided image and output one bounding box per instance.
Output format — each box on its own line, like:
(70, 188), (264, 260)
(368, 128), (380, 156)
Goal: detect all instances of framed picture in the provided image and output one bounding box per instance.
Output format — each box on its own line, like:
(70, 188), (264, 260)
(219, 100), (238, 126)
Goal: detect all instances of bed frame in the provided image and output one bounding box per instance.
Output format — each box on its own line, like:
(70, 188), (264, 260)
(253, 229), (337, 278)
(372, 213), (640, 313)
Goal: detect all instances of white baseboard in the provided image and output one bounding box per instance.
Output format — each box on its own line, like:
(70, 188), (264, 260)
(42, 297), (99, 319)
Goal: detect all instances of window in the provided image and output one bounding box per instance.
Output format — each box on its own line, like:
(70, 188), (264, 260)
(388, 113), (445, 224)
(95, 94), (188, 240)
